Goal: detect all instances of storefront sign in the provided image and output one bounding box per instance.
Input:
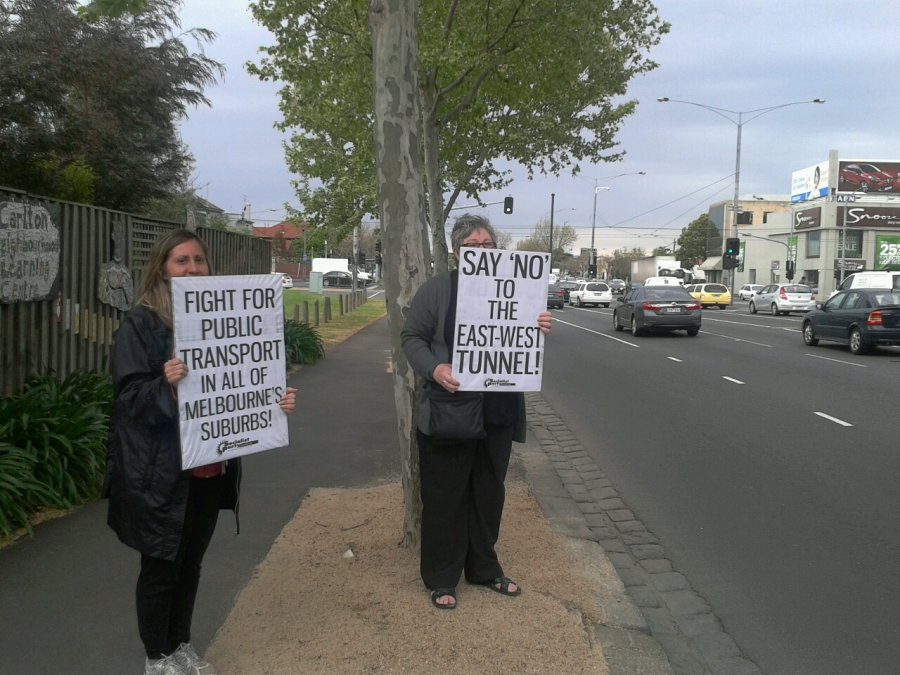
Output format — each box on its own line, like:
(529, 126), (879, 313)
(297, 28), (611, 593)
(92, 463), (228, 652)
(838, 206), (900, 228)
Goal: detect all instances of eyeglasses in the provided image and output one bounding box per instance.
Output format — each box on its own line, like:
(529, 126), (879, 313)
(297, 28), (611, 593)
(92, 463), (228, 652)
(462, 241), (495, 249)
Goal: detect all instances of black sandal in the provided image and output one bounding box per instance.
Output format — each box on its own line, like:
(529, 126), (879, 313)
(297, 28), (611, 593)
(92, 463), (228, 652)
(475, 576), (521, 596)
(429, 587), (457, 609)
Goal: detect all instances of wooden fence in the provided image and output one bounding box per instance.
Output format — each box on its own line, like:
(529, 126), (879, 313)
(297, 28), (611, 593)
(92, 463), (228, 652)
(0, 187), (271, 397)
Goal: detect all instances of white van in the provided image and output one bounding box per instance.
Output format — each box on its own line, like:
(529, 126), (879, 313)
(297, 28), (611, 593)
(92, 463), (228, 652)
(643, 276), (684, 286)
(830, 271), (900, 297)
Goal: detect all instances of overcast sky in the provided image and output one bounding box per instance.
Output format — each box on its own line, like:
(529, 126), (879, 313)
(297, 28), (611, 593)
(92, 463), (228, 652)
(178, 0), (900, 254)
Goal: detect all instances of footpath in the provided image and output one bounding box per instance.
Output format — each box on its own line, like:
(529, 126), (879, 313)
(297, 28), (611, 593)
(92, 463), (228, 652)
(0, 315), (750, 674)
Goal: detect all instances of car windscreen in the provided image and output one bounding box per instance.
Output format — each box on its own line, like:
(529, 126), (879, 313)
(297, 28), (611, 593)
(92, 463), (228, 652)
(784, 285), (811, 293)
(705, 285), (728, 293)
(644, 288), (691, 301)
(586, 283), (608, 291)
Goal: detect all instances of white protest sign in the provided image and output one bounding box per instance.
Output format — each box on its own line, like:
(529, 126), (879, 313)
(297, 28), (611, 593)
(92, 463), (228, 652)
(172, 275), (288, 469)
(452, 247), (550, 392)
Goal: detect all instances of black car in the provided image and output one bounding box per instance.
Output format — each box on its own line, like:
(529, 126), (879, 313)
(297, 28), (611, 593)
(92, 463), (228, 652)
(612, 285), (701, 336)
(802, 288), (900, 354)
(547, 283), (565, 309)
(557, 280), (579, 303)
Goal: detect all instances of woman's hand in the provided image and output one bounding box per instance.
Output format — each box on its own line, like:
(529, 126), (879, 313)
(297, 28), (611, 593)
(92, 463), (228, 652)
(164, 357), (189, 386)
(537, 310), (552, 335)
(279, 387), (298, 414)
(432, 364), (459, 393)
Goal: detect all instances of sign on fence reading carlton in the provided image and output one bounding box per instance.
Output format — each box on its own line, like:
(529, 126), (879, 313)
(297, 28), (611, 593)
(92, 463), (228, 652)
(0, 201), (60, 303)
(452, 248), (550, 392)
(172, 275), (288, 469)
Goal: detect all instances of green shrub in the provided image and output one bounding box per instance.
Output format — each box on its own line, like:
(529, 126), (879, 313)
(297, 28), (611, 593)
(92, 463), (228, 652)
(0, 371), (112, 537)
(284, 319), (325, 365)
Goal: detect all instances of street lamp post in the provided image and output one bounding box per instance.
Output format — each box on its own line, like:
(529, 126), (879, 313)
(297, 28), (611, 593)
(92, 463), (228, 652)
(658, 97), (825, 290)
(590, 186), (610, 278)
(587, 171), (645, 278)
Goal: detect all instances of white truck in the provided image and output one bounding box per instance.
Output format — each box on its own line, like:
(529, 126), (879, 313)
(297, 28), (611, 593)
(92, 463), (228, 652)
(630, 255), (704, 285)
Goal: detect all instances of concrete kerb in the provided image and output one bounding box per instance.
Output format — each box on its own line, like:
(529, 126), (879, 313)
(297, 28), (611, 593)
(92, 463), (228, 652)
(521, 392), (762, 675)
(517, 396), (673, 675)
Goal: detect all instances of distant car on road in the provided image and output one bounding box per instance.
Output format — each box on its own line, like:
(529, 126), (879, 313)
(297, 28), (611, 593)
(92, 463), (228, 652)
(738, 284), (764, 300)
(802, 288), (900, 354)
(608, 279), (627, 295)
(570, 281), (612, 308)
(272, 272), (294, 289)
(557, 280), (579, 304)
(547, 283), (565, 309)
(323, 271), (365, 288)
(612, 284), (701, 336)
(749, 284), (815, 315)
(685, 283), (731, 309)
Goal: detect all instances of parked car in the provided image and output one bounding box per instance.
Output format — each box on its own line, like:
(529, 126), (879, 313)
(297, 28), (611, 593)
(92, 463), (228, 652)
(557, 280), (580, 304)
(738, 284), (764, 300)
(323, 271), (365, 288)
(802, 288), (900, 354)
(838, 163), (896, 193)
(272, 272), (294, 289)
(684, 283), (731, 309)
(570, 281), (612, 308)
(749, 283), (816, 315)
(547, 283), (565, 309)
(612, 285), (701, 336)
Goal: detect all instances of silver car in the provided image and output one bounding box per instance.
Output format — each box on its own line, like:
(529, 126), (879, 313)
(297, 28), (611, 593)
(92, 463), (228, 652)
(749, 283), (816, 315)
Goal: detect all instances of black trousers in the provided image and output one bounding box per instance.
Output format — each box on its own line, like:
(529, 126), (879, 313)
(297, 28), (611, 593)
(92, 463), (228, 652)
(417, 425), (514, 590)
(136, 476), (224, 658)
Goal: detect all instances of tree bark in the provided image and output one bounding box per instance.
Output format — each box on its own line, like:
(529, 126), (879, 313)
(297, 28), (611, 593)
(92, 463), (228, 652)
(368, 0), (428, 547)
(422, 85), (449, 274)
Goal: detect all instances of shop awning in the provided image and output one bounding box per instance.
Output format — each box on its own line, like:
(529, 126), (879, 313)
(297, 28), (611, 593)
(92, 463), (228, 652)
(700, 256), (722, 271)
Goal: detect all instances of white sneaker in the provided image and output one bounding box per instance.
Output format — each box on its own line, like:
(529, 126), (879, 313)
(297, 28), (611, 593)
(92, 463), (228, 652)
(173, 643), (218, 675)
(144, 653), (189, 675)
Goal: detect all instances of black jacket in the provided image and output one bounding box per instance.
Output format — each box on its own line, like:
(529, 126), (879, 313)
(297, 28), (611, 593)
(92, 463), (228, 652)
(105, 305), (240, 561)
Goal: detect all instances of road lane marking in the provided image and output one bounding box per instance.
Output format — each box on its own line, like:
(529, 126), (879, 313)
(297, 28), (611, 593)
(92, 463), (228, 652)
(701, 331), (773, 348)
(552, 317), (639, 347)
(805, 353), (867, 368)
(722, 376), (745, 384)
(814, 412), (854, 427)
(667, 357), (683, 362)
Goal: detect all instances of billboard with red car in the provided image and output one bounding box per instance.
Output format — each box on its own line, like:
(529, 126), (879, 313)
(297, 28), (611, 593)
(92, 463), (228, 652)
(838, 160), (900, 194)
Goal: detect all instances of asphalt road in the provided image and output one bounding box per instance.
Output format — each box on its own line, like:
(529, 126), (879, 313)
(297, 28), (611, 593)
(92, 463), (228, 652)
(541, 301), (900, 675)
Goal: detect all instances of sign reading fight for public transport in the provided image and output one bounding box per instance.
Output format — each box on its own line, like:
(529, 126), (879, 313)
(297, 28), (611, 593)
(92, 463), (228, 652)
(452, 248), (549, 392)
(172, 275), (288, 469)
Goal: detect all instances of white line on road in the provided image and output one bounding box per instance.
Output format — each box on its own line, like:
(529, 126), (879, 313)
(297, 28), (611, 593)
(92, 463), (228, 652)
(701, 331), (773, 348)
(805, 353), (867, 368)
(552, 317), (639, 347)
(722, 376), (745, 384)
(667, 357), (683, 362)
(814, 412), (854, 427)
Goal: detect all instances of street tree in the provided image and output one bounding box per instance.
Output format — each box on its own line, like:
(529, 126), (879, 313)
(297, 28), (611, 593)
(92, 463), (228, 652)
(0, 0), (222, 211)
(677, 213), (718, 267)
(517, 217), (577, 266)
(248, 0), (669, 271)
(604, 246), (647, 280)
(369, 0), (429, 546)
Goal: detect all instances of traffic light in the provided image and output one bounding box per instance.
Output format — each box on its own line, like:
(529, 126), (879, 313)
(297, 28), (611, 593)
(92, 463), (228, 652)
(503, 196), (514, 214)
(357, 251), (366, 267)
(725, 237), (740, 256)
(785, 260), (795, 281)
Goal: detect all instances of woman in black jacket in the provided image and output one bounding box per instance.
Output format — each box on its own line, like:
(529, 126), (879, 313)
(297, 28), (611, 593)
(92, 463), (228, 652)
(105, 229), (296, 675)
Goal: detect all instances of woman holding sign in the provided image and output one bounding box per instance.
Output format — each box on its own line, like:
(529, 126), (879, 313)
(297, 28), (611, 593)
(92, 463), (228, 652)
(104, 229), (297, 675)
(401, 214), (552, 610)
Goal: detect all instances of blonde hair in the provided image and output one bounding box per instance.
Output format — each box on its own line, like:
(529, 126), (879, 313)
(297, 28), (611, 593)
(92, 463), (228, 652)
(134, 229), (213, 328)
